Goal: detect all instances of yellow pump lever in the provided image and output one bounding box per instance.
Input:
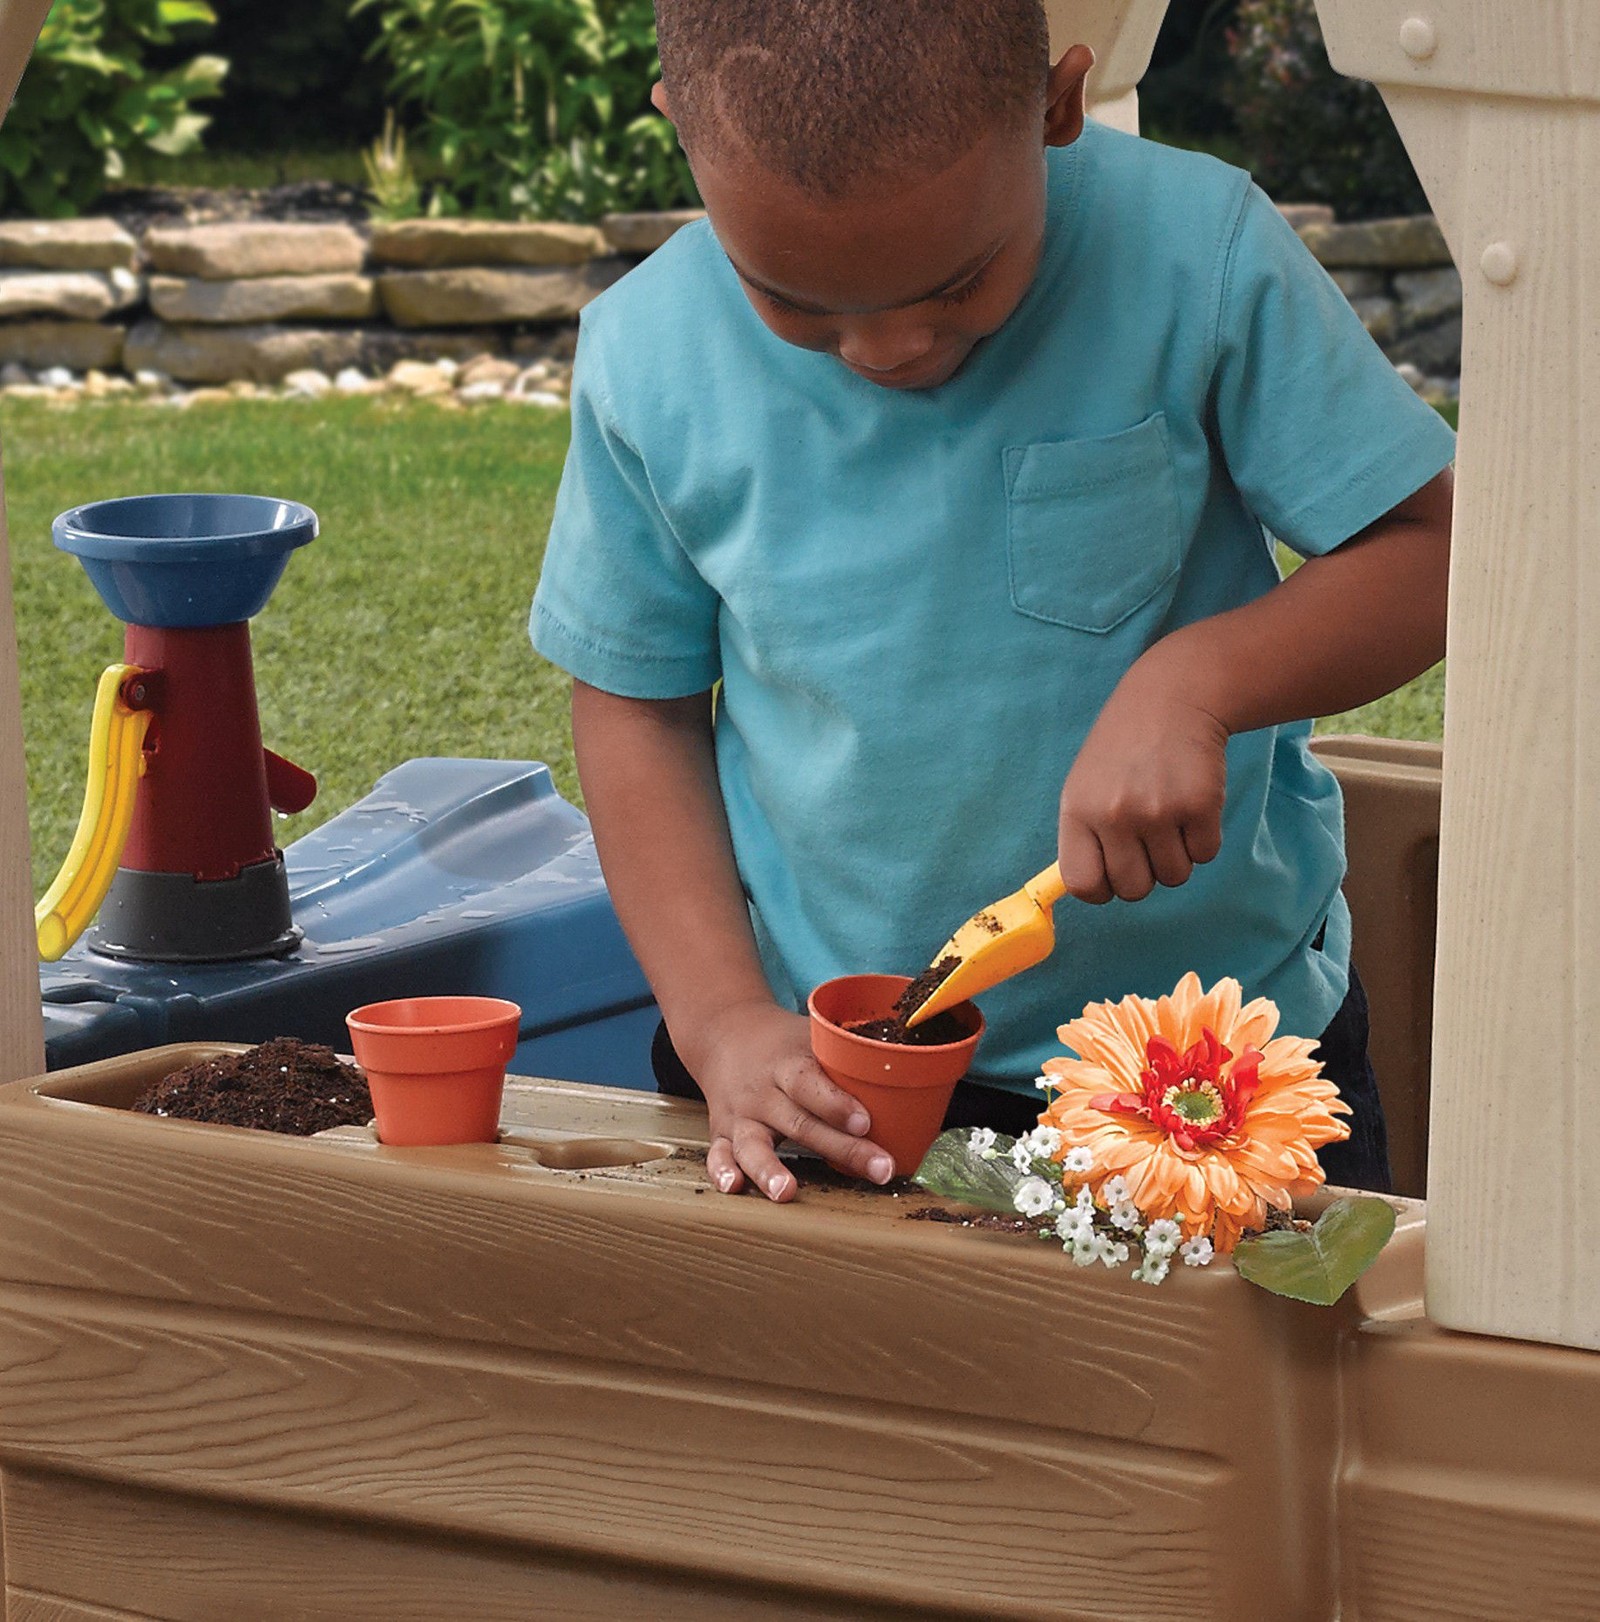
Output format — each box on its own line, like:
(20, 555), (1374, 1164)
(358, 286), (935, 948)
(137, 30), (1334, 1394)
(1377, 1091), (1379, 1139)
(36, 664), (153, 962)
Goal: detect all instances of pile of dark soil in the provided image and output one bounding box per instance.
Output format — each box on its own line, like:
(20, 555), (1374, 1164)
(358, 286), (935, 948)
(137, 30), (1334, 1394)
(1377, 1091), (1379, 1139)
(97, 180), (371, 239)
(131, 1038), (372, 1137)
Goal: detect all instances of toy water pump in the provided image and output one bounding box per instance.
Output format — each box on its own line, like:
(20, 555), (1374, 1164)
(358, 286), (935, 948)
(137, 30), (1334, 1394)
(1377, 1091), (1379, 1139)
(36, 493), (318, 963)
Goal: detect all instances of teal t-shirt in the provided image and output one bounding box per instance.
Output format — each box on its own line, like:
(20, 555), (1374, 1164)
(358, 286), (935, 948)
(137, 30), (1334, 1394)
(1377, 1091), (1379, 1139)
(531, 121), (1456, 1090)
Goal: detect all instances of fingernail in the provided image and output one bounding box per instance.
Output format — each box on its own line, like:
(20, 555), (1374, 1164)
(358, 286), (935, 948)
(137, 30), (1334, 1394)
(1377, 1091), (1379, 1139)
(847, 1111), (870, 1135)
(716, 1169), (735, 1193)
(767, 1173), (789, 1199)
(868, 1155), (894, 1184)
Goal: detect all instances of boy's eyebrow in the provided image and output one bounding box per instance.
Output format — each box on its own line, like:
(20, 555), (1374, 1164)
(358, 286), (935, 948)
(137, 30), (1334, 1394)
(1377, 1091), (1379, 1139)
(729, 242), (1002, 315)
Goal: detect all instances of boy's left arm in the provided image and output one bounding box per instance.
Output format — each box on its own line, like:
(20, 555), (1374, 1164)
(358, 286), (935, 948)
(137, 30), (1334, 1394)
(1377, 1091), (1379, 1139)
(1057, 467), (1452, 905)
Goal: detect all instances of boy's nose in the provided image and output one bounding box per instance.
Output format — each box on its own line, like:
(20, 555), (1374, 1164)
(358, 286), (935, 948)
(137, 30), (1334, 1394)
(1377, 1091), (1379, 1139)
(836, 320), (938, 376)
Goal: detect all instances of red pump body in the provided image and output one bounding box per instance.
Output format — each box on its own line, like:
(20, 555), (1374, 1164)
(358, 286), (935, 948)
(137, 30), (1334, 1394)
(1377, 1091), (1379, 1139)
(120, 622), (315, 882)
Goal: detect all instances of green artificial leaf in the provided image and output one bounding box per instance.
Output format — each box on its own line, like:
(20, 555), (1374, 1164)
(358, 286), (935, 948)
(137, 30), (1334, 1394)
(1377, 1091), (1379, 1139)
(911, 1129), (1028, 1214)
(1232, 1197), (1397, 1305)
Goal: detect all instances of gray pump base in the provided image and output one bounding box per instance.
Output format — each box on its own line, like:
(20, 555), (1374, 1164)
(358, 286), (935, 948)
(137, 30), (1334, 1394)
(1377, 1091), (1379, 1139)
(89, 856), (301, 963)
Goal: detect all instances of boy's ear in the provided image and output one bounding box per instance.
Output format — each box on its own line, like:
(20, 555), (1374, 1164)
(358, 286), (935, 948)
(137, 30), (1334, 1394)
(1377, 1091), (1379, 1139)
(1043, 44), (1095, 148)
(651, 81), (674, 122)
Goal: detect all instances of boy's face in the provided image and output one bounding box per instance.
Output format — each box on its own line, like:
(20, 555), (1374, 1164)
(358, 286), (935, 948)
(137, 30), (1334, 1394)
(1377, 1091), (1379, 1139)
(656, 48), (1094, 392)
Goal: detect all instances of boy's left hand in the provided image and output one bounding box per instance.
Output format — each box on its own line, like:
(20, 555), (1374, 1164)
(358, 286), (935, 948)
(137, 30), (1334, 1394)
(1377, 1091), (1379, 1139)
(1056, 659), (1228, 904)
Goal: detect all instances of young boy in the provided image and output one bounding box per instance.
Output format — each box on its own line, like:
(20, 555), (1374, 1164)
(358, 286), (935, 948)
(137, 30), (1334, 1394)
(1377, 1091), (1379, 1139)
(531, 0), (1455, 1204)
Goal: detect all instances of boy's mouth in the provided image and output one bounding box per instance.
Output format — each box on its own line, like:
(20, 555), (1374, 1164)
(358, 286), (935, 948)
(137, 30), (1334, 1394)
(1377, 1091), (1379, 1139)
(842, 344), (971, 391)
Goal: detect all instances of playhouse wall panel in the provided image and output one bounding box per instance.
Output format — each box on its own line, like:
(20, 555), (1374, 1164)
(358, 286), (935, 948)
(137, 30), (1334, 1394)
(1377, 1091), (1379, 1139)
(2, 1469), (880, 1621)
(0, 1074), (1341, 1458)
(0, 1286), (1286, 1620)
(1338, 1315), (1600, 1620)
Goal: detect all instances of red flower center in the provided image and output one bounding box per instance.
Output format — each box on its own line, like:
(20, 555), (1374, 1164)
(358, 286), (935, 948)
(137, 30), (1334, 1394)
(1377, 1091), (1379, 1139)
(1089, 1027), (1261, 1151)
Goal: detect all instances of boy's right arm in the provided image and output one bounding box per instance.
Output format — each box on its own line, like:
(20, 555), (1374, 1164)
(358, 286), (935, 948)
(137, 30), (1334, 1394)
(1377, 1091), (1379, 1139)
(571, 681), (896, 1201)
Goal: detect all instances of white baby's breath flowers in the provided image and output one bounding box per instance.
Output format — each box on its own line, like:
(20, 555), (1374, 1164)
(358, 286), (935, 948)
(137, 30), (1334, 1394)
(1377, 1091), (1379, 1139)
(1102, 1175), (1131, 1205)
(1070, 1236), (1099, 1267)
(1180, 1235), (1215, 1268)
(1019, 1125), (1063, 1159)
(1145, 1218), (1182, 1254)
(1008, 1139), (1036, 1173)
(1034, 1074), (1053, 1091)
(1013, 1177), (1056, 1219)
(1094, 1233), (1131, 1269)
(1110, 1200), (1142, 1232)
(968, 1127), (997, 1155)
(1063, 1145), (1093, 1175)
(1055, 1210), (1093, 1245)
(1134, 1253), (1172, 1286)
(1074, 1184), (1096, 1216)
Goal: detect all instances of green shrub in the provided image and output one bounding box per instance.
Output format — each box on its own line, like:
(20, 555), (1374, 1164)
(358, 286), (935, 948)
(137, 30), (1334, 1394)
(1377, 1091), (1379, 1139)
(0, 0), (226, 217)
(355, 0), (696, 221)
(1225, 0), (1424, 219)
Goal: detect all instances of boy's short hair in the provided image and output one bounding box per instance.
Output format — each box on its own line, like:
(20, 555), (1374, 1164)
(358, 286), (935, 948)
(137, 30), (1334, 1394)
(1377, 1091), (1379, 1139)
(655, 0), (1050, 196)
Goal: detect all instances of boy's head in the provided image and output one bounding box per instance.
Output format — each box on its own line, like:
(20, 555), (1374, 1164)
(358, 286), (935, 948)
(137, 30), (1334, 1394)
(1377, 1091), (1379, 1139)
(654, 0), (1093, 390)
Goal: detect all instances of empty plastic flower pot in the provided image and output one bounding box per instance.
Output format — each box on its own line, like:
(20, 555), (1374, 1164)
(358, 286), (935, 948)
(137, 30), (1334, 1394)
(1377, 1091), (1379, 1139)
(345, 996), (521, 1146)
(808, 974), (984, 1178)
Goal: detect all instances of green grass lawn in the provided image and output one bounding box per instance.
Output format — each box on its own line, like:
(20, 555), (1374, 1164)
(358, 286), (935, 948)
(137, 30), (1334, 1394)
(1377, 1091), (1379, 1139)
(4, 395), (1448, 894)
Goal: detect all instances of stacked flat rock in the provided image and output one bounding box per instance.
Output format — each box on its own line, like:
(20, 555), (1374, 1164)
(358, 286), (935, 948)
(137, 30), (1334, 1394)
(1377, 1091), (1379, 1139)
(0, 219), (141, 373)
(370, 221), (624, 327)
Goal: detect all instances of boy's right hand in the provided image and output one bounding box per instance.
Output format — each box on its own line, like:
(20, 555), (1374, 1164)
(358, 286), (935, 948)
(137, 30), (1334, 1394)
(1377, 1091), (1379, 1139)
(683, 1001), (896, 1202)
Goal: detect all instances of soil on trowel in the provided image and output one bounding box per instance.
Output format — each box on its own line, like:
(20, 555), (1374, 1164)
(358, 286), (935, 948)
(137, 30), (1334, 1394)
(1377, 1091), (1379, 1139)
(893, 954), (960, 1022)
(131, 1037), (372, 1137)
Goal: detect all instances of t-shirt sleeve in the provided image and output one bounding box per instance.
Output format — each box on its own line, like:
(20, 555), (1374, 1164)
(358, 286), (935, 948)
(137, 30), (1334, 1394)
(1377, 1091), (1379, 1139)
(1210, 181), (1457, 558)
(530, 337), (721, 699)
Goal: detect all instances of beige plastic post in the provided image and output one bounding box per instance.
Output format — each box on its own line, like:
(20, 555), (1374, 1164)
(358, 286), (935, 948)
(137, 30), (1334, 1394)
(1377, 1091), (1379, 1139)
(1046, 0), (1172, 134)
(0, 0), (52, 1084)
(1319, 0), (1600, 1352)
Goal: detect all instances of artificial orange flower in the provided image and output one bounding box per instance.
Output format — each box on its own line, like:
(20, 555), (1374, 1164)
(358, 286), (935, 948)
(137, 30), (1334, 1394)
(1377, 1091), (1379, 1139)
(1040, 973), (1350, 1253)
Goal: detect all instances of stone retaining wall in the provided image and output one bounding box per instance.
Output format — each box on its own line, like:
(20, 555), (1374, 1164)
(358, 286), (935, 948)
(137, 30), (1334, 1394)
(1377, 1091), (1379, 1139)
(0, 204), (1462, 398)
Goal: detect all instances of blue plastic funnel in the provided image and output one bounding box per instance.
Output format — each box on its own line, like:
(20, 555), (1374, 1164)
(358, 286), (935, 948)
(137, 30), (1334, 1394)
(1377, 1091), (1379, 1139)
(52, 493), (318, 627)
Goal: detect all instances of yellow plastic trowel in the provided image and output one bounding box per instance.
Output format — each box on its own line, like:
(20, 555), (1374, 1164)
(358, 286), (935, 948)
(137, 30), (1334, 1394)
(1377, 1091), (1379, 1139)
(902, 862), (1067, 1028)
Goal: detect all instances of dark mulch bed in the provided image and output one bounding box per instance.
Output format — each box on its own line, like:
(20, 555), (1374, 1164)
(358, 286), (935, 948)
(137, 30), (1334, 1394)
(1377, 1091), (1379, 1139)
(94, 180), (372, 239)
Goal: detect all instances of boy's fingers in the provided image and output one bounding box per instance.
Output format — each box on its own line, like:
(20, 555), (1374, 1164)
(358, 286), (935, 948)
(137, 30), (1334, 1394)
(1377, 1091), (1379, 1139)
(1182, 810), (1223, 866)
(731, 1120), (797, 1202)
(1144, 826), (1193, 889)
(773, 1109), (895, 1185)
(781, 1060), (872, 1135)
(1058, 819), (1112, 905)
(705, 1136), (745, 1195)
(1100, 829), (1156, 902)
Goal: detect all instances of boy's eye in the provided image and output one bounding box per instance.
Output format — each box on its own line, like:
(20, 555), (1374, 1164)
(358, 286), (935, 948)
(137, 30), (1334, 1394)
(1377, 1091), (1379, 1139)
(939, 269), (987, 307)
(761, 287), (808, 315)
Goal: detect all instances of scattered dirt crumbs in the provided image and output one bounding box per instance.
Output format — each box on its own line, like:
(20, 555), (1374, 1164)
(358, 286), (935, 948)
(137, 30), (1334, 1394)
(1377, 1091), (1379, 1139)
(131, 1038), (372, 1137)
(893, 955), (960, 1023)
(905, 1206), (1041, 1235)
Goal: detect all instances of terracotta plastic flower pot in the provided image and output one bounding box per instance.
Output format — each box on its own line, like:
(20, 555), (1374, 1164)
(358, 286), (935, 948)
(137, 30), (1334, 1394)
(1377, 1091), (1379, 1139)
(345, 996), (521, 1146)
(808, 974), (984, 1178)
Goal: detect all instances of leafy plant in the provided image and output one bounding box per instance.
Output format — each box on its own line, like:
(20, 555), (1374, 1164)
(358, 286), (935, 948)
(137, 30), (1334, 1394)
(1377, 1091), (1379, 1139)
(0, 0), (227, 217)
(1225, 0), (1424, 219)
(1232, 1197), (1397, 1305)
(354, 0), (697, 221)
(363, 108), (422, 221)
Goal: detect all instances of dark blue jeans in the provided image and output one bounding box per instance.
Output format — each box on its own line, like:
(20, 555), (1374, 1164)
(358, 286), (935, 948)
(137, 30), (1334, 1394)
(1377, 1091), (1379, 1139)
(651, 965), (1393, 1194)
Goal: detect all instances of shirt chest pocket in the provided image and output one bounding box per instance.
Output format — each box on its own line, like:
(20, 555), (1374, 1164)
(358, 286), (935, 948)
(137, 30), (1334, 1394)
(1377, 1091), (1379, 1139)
(1004, 414), (1183, 633)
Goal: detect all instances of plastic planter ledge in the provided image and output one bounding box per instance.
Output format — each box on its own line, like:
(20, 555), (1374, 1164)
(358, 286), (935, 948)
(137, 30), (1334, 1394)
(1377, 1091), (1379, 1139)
(0, 1047), (1591, 1620)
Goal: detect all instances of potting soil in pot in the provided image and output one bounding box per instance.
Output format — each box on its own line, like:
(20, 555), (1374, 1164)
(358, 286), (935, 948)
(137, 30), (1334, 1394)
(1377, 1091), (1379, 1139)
(131, 1038), (373, 1136)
